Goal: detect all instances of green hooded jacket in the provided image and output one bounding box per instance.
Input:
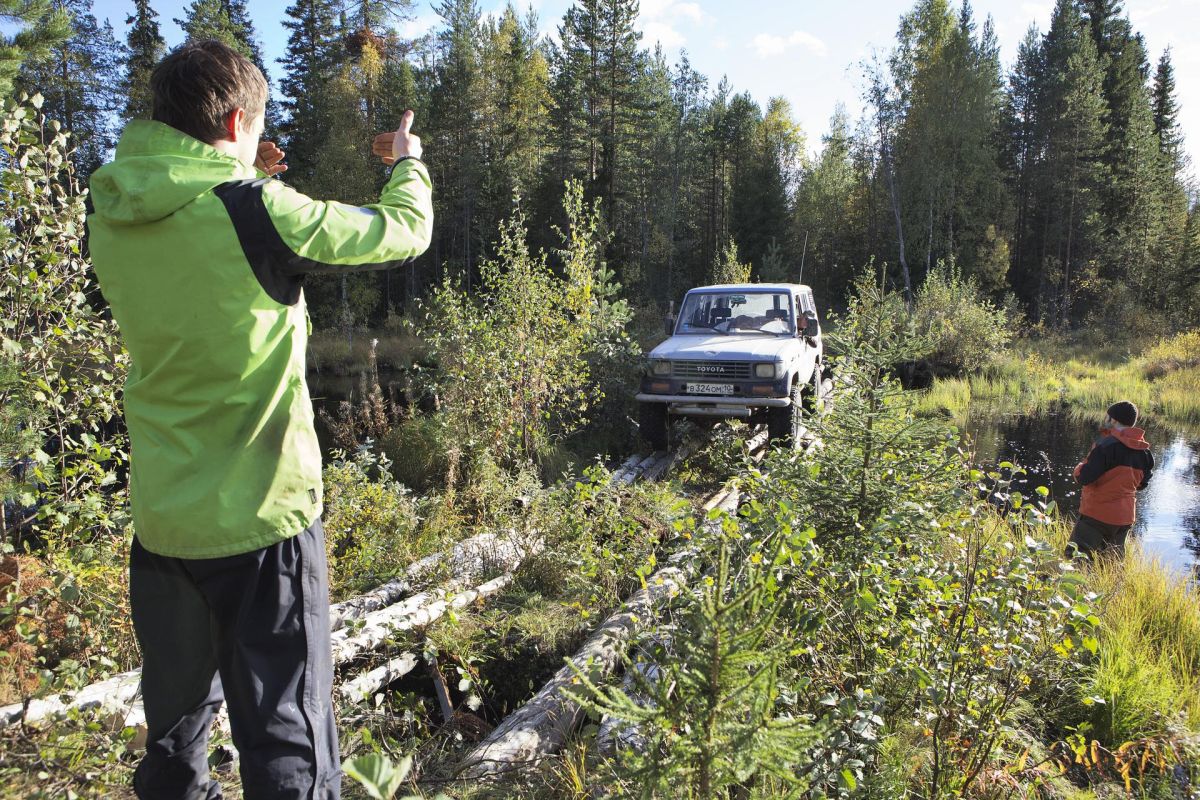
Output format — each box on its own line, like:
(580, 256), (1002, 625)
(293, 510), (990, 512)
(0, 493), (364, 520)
(87, 120), (433, 558)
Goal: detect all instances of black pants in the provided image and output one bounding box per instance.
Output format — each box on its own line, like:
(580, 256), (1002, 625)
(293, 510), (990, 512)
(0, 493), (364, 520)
(129, 519), (340, 800)
(1067, 514), (1131, 560)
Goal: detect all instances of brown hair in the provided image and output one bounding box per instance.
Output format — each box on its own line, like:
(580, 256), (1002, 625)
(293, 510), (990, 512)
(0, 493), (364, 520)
(150, 40), (267, 144)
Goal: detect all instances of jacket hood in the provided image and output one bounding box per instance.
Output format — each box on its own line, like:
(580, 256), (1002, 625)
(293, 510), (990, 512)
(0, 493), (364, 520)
(88, 120), (256, 225)
(1111, 426), (1151, 450)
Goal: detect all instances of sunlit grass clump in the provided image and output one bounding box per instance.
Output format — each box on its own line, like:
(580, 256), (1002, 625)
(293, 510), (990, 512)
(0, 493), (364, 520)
(1079, 548), (1200, 745)
(917, 328), (1200, 429)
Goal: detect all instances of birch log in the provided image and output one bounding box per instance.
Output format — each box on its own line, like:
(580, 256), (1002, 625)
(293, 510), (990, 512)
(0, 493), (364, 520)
(329, 531), (537, 631)
(453, 566), (689, 779)
(453, 491), (741, 781)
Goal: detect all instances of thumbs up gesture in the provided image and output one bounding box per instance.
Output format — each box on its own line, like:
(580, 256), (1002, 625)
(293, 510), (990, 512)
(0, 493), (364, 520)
(372, 109), (422, 165)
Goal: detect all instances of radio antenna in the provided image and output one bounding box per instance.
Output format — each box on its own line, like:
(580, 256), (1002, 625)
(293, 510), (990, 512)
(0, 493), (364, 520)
(798, 231), (809, 284)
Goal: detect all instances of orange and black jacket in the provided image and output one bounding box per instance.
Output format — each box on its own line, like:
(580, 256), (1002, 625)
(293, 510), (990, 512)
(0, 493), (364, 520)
(1073, 427), (1154, 526)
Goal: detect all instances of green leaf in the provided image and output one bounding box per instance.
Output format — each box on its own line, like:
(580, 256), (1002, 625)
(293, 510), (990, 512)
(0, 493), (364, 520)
(342, 753), (411, 800)
(839, 769), (857, 790)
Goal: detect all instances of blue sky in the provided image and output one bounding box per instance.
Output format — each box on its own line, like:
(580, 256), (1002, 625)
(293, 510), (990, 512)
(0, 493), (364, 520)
(90, 0), (1200, 169)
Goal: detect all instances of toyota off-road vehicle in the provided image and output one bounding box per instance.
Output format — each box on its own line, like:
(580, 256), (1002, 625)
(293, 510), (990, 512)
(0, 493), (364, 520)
(637, 283), (824, 449)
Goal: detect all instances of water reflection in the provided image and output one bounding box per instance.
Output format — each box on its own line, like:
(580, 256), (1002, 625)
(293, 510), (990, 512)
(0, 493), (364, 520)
(964, 412), (1200, 572)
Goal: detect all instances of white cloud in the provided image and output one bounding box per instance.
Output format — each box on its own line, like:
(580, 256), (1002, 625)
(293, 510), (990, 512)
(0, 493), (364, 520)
(713, 35), (729, 51)
(635, 0), (713, 49)
(673, 2), (708, 25)
(643, 21), (687, 49)
(398, 13), (439, 39)
(752, 29), (828, 59)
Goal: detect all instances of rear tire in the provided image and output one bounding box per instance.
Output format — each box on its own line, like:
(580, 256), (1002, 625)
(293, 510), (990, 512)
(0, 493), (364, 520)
(767, 382), (803, 449)
(639, 402), (669, 451)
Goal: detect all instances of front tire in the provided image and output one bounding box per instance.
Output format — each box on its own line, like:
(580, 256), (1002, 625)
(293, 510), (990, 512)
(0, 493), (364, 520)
(639, 402), (669, 451)
(767, 382), (803, 449)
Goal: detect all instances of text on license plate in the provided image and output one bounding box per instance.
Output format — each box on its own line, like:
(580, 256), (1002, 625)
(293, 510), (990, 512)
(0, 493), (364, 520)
(687, 382), (734, 395)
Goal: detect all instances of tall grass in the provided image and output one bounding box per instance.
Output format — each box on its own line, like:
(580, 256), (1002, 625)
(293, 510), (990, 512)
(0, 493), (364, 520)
(916, 329), (1200, 431)
(1081, 547), (1200, 745)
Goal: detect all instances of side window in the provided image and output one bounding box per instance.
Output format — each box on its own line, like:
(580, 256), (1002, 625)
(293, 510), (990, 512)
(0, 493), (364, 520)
(797, 291), (812, 314)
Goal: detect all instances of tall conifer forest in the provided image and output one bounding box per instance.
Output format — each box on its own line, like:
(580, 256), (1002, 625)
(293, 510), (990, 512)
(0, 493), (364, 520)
(14, 0), (1198, 330)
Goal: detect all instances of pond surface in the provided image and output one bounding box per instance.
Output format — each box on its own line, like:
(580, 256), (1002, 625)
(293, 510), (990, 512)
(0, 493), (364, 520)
(964, 411), (1200, 572)
(307, 369), (411, 455)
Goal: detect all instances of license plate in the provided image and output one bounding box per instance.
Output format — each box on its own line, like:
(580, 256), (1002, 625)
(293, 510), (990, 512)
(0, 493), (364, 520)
(687, 382), (734, 396)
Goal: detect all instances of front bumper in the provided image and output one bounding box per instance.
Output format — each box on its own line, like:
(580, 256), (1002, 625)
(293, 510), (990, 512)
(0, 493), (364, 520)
(635, 393), (791, 418)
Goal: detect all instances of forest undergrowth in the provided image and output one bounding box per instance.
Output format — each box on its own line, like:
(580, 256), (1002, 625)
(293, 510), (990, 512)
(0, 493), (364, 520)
(2, 98), (1200, 799)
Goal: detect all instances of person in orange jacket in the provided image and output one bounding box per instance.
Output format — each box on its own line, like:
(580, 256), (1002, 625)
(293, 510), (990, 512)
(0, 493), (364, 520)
(1067, 401), (1154, 559)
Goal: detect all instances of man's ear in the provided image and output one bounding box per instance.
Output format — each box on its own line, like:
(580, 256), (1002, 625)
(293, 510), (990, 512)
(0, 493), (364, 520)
(224, 108), (246, 141)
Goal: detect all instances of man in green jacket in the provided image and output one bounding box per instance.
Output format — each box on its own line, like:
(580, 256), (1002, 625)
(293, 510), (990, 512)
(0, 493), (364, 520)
(86, 40), (432, 799)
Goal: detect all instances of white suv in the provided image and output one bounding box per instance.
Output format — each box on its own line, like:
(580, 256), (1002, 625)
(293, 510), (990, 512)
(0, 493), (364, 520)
(637, 283), (824, 449)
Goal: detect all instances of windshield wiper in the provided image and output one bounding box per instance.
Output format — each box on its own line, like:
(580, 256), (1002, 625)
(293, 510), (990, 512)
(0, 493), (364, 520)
(684, 323), (729, 334)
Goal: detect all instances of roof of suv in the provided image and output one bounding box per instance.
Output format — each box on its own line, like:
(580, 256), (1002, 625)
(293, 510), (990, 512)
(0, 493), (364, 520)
(687, 283), (812, 293)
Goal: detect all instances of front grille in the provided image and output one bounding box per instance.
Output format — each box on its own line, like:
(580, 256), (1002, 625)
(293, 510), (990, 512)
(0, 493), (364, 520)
(670, 360), (752, 380)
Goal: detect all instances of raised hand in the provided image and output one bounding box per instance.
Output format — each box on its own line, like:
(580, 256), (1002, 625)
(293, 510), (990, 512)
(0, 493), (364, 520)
(371, 109), (422, 165)
(255, 141), (287, 176)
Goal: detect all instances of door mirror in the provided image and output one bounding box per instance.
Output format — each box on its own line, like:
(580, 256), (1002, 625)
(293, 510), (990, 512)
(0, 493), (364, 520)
(664, 314), (676, 336)
(802, 310), (819, 338)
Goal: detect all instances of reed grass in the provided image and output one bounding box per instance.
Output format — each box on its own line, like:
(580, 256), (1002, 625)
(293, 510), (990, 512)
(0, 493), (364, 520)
(306, 329), (426, 375)
(1082, 546), (1200, 744)
(916, 329), (1200, 431)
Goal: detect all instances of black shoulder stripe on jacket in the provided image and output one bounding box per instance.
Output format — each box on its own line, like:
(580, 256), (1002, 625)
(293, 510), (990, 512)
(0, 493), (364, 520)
(213, 178), (412, 307)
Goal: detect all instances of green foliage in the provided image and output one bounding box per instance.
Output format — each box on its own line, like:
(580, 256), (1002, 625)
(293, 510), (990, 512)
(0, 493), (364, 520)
(0, 0), (72, 98)
(0, 96), (128, 544)
(414, 182), (632, 488)
(912, 260), (1012, 376)
(708, 237), (750, 286)
(322, 448), (421, 600)
(574, 516), (822, 799)
(561, 274), (1105, 798)
(121, 0), (164, 120)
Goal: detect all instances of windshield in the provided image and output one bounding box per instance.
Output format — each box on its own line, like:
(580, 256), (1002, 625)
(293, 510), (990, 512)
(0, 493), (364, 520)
(676, 291), (795, 335)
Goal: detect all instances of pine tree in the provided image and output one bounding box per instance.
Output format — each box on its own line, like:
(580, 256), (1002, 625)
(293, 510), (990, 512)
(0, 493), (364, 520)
(1001, 25), (1044, 308)
(175, 0), (260, 64)
(891, 0), (1006, 287)
(1033, 0), (1107, 325)
(278, 0), (340, 186)
(123, 0), (165, 120)
(427, 0), (484, 286)
(343, 0), (413, 33)
(0, 0), (72, 97)
(730, 96), (800, 277)
(306, 39), (389, 331)
(795, 106), (858, 303)
(1151, 48), (1184, 174)
(16, 0), (123, 177)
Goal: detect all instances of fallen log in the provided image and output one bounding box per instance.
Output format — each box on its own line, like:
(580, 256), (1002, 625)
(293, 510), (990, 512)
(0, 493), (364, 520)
(453, 490), (741, 781)
(453, 567), (689, 779)
(331, 572), (518, 667)
(329, 531), (536, 631)
(0, 669), (141, 730)
(337, 653), (420, 706)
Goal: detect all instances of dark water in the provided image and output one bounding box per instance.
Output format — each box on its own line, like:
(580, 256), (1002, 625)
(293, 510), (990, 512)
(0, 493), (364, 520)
(307, 370), (411, 455)
(964, 411), (1200, 571)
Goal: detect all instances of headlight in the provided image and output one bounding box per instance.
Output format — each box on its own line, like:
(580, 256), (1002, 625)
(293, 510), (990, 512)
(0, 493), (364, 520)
(651, 360), (671, 376)
(754, 363), (776, 378)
